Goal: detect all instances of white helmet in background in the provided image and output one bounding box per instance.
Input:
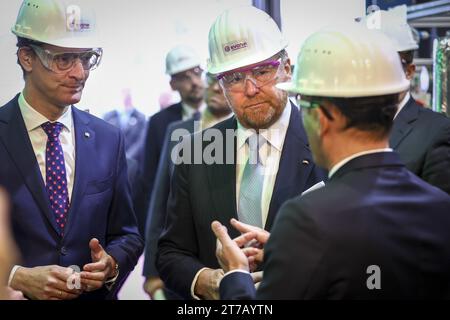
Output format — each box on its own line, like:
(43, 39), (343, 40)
(12, 0), (99, 49)
(360, 5), (418, 52)
(207, 6), (288, 75)
(165, 45), (202, 76)
(277, 24), (410, 98)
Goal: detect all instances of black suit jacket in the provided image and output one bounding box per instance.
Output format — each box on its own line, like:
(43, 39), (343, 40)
(220, 152), (450, 299)
(0, 95), (143, 299)
(141, 103), (183, 215)
(143, 118), (196, 277)
(390, 98), (450, 194)
(156, 105), (326, 299)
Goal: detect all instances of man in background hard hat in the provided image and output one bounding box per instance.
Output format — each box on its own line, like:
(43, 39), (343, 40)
(212, 25), (450, 299)
(140, 44), (206, 235)
(0, 0), (143, 300)
(363, 6), (450, 194)
(157, 6), (325, 300)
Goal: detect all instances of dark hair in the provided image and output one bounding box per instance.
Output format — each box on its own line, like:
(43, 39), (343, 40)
(308, 94), (399, 139)
(16, 37), (41, 78)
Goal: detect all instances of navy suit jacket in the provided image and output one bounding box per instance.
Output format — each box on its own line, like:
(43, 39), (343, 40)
(390, 98), (450, 194)
(220, 152), (450, 299)
(0, 95), (143, 300)
(141, 103), (183, 218)
(156, 104), (327, 299)
(143, 118), (196, 277)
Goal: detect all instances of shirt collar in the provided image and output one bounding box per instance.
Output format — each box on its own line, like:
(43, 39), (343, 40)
(328, 148), (393, 178)
(182, 101), (206, 119)
(237, 100), (291, 151)
(18, 92), (73, 132)
(394, 91), (410, 119)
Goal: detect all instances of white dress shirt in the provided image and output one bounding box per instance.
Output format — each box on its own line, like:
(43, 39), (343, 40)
(394, 91), (410, 119)
(236, 101), (291, 228)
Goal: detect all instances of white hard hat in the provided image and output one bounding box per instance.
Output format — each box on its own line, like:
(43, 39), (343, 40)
(12, 0), (99, 49)
(277, 24), (410, 98)
(360, 5), (418, 52)
(207, 6), (288, 75)
(166, 45), (202, 76)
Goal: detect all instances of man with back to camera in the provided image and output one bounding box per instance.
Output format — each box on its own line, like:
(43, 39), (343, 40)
(212, 24), (450, 299)
(0, 0), (143, 300)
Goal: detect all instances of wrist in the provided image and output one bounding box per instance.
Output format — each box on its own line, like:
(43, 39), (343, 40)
(10, 266), (27, 292)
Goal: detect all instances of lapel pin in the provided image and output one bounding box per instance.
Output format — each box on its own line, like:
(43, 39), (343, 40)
(302, 159), (309, 165)
(84, 132), (91, 138)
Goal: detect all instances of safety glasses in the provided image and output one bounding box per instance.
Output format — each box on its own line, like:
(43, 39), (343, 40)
(29, 44), (103, 74)
(217, 57), (283, 92)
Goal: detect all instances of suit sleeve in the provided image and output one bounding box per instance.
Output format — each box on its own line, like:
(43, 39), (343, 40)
(220, 272), (256, 300)
(256, 198), (328, 299)
(143, 128), (174, 278)
(422, 122), (450, 194)
(156, 138), (206, 299)
(105, 132), (144, 289)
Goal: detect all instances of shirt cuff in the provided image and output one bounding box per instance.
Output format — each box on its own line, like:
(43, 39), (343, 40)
(223, 269), (250, 278)
(190, 267), (209, 300)
(8, 265), (21, 287)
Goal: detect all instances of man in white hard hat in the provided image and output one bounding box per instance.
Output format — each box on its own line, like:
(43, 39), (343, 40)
(212, 25), (450, 299)
(143, 73), (232, 300)
(363, 6), (450, 194)
(156, 6), (326, 299)
(140, 45), (206, 233)
(0, 0), (143, 300)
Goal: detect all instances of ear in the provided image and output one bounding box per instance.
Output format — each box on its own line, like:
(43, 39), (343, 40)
(17, 47), (34, 73)
(283, 58), (292, 78)
(405, 63), (416, 81)
(169, 78), (177, 91)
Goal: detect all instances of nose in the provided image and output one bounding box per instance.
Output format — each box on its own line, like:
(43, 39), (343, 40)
(243, 77), (259, 97)
(68, 59), (87, 80)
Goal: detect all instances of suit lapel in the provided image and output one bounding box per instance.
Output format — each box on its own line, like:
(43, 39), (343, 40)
(64, 107), (94, 237)
(206, 118), (238, 237)
(0, 96), (60, 234)
(390, 98), (419, 149)
(265, 104), (314, 230)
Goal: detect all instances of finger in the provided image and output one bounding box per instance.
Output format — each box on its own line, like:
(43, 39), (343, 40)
(89, 238), (104, 261)
(242, 247), (260, 257)
(230, 218), (256, 234)
(50, 288), (80, 300)
(83, 261), (107, 272)
(233, 231), (257, 247)
(80, 271), (106, 281)
(211, 221), (234, 247)
(80, 278), (103, 291)
(250, 271), (263, 283)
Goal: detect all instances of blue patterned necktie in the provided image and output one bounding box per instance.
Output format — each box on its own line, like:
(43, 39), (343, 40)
(238, 134), (266, 228)
(41, 121), (70, 235)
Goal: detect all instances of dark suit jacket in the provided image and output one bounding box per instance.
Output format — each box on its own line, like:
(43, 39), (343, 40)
(0, 95), (143, 300)
(141, 103), (183, 217)
(390, 98), (450, 194)
(103, 109), (147, 162)
(143, 118), (196, 277)
(220, 152), (450, 299)
(126, 157), (148, 238)
(156, 105), (327, 299)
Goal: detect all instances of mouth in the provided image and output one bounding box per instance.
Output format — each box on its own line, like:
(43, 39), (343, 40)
(63, 84), (84, 92)
(245, 102), (267, 110)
